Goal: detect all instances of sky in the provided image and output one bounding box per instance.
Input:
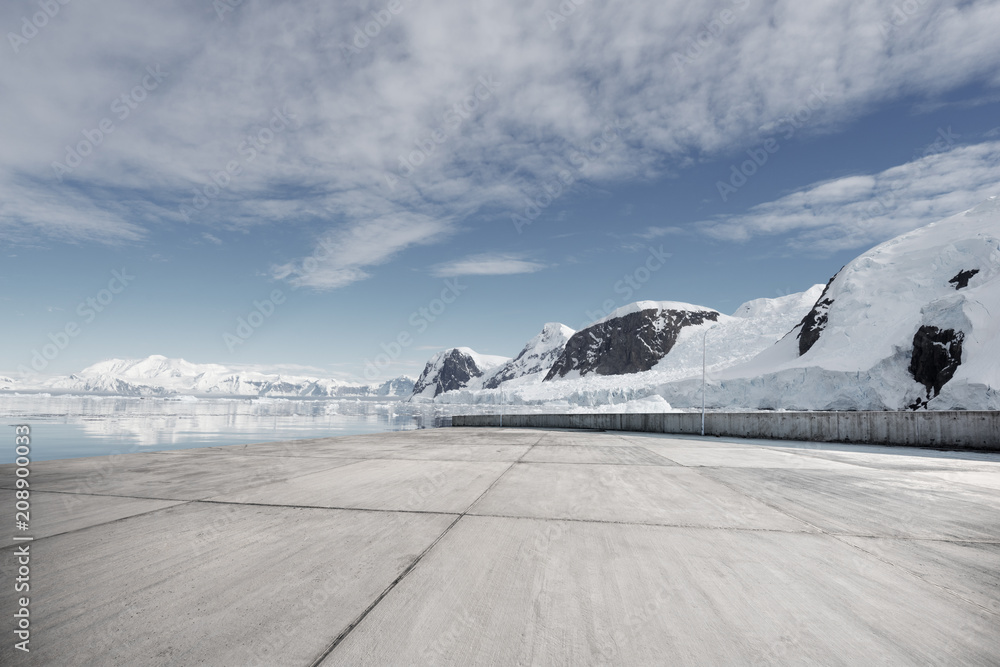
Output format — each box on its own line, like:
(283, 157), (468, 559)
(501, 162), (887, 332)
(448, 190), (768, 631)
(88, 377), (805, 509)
(2, 0), (1000, 383)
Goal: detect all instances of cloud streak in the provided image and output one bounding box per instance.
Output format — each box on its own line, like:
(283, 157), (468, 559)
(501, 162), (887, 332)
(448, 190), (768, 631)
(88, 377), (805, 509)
(271, 213), (452, 289)
(430, 253), (547, 278)
(698, 141), (1000, 252)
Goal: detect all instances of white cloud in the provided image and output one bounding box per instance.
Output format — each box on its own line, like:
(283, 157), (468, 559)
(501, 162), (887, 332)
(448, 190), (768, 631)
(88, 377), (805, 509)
(699, 141), (1000, 252)
(430, 253), (547, 278)
(636, 226), (686, 239)
(0, 178), (146, 245)
(2, 0), (1000, 273)
(271, 213), (452, 289)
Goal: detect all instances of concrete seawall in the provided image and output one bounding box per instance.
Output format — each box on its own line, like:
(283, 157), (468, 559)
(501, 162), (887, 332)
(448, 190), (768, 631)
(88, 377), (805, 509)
(453, 411), (1000, 450)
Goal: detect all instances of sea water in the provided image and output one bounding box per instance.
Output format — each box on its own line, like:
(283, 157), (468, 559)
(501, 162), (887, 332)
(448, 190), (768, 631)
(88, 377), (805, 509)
(0, 394), (452, 462)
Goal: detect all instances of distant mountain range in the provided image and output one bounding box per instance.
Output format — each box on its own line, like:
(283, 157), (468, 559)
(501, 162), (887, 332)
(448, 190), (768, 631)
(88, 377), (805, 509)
(7, 198), (997, 411)
(414, 197), (1000, 411)
(4, 356), (414, 399)
(412, 288), (823, 403)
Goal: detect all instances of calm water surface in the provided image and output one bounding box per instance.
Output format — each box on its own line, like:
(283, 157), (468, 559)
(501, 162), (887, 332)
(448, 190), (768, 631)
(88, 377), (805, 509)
(0, 394), (456, 462)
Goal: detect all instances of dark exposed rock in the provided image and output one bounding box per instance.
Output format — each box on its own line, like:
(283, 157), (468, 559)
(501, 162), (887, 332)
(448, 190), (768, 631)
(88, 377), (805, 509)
(909, 325), (964, 399)
(544, 308), (719, 380)
(948, 269), (979, 290)
(412, 349), (485, 398)
(796, 271), (840, 356)
(483, 367), (518, 389)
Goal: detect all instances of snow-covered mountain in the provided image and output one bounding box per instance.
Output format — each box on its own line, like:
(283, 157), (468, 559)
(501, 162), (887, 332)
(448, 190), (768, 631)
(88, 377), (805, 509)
(32, 355), (414, 399)
(483, 323), (575, 389)
(701, 196), (1000, 410)
(545, 302), (720, 380)
(432, 286), (823, 406)
(426, 198), (1000, 411)
(410, 348), (509, 399)
(373, 376), (416, 396)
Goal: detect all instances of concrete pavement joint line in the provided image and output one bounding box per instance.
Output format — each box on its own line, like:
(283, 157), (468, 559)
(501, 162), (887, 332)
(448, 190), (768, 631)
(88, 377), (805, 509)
(0, 457), (359, 504)
(225, 455), (536, 464)
(307, 514), (465, 667)
(640, 449), (683, 466)
(0, 488), (202, 502)
(690, 466), (844, 534)
(505, 460), (680, 467)
(307, 442), (536, 666)
(458, 433), (546, 517)
(465, 511), (1000, 542)
(462, 511), (818, 535)
(690, 465), (1000, 617)
(827, 533), (1000, 618)
(616, 431), (990, 458)
(752, 446), (918, 470)
(195, 499), (461, 518)
(168, 452), (359, 461)
(0, 500), (198, 551)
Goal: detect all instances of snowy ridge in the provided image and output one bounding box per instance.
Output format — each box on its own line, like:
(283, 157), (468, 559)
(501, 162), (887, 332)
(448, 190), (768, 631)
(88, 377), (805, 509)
(434, 285), (823, 407)
(35, 356), (414, 398)
(590, 300), (720, 326)
(483, 323), (575, 389)
(411, 348), (510, 399)
(546, 305), (721, 380)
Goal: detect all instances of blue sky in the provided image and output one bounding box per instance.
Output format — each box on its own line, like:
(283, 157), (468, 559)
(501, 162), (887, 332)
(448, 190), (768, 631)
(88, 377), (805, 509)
(2, 0), (1000, 382)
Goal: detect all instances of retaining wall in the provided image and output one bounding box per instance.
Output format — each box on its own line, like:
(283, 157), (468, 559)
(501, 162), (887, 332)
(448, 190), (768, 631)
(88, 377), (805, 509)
(452, 412), (1000, 450)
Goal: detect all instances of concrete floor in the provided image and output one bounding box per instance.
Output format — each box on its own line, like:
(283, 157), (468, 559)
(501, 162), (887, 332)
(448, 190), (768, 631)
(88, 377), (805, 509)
(2, 428), (998, 666)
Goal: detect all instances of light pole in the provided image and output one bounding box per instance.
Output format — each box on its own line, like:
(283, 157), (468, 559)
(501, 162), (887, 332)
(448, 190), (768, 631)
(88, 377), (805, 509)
(701, 324), (718, 436)
(499, 384), (504, 428)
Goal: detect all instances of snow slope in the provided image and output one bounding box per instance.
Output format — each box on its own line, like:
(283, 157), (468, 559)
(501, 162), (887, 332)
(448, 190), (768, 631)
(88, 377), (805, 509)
(483, 323), (575, 389)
